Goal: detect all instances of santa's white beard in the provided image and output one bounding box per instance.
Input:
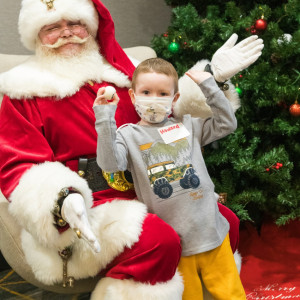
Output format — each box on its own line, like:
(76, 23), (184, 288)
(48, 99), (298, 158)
(35, 36), (106, 84)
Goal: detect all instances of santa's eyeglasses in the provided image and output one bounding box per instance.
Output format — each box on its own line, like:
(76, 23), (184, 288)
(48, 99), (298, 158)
(40, 22), (87, 38)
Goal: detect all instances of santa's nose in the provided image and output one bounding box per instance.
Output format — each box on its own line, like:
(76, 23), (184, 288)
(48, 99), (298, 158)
(60, 27), (73, 38)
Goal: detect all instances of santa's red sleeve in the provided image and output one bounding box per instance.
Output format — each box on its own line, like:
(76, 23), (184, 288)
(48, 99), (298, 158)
(0, 95), (93, 248)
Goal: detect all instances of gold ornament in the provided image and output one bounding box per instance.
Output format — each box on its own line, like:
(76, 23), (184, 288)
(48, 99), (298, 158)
(102, 171), (134, 192)
(41, 0), (55, 10)
(218, 193), (227, 204)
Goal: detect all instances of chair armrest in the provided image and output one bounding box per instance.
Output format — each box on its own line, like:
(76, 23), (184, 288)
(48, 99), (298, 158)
(0, 54), (30, 74)
(123, 46), (157, 62)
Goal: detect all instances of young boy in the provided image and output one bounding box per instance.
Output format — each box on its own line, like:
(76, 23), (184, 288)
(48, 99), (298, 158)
(93, 58), (246, 300)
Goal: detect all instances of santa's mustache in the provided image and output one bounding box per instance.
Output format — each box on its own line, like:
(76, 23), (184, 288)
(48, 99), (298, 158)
(42, 35), (90, 49)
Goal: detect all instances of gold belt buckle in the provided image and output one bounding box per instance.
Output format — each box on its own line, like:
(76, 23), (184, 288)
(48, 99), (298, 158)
(102, 171), (134, 192)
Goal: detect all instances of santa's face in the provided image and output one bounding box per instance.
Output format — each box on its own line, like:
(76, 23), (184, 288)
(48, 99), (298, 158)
(38, 19), (90, 56)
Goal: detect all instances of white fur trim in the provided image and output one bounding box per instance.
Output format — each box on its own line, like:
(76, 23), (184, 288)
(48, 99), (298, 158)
(0, 55), (131, 100)
(234, 250), (242, 274)
(9, 161), (93, 249)
(91, 271), (183, 300)
(173, 60), (240, 119)
(19, 0), (99, 51)
(21, 200), (147, 285)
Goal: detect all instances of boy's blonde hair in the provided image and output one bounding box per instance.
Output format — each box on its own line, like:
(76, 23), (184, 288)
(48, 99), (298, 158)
(132, 58), (178, 93)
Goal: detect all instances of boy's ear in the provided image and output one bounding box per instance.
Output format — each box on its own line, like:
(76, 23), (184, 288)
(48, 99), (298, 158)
(172, 92), (180, 106)
(128, 88), (135, 105)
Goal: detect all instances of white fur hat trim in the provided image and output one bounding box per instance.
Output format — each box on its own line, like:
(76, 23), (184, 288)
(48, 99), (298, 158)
(19, 0), (99, 51)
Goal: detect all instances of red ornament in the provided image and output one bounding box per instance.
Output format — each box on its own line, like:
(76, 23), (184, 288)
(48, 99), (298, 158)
(255, 19), (268, 31)
(289, 101), (300, 117)
(163, 32), (168, 37)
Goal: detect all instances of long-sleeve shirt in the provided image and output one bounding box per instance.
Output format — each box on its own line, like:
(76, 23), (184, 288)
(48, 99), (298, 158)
(94, 76), (237, 256)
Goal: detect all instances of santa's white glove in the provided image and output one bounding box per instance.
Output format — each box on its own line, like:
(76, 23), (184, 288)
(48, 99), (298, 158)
(61, 193), (101, 253)
(211, 34), (264, 82)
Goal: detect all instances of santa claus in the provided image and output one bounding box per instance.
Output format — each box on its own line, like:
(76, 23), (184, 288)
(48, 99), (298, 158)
(0, 0), (263, 299)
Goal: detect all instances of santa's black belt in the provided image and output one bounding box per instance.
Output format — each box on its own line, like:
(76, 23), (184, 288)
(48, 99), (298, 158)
(77, 158), (134, 193)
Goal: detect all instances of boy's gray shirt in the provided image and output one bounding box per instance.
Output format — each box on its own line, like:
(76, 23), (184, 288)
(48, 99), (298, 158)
(94, 77), (237, 256)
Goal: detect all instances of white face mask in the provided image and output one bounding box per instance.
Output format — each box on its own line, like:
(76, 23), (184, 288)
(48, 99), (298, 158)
(134, 95), (174, 124)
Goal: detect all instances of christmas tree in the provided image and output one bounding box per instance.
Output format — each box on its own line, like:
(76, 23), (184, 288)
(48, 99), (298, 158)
(151, 0), (300, 226)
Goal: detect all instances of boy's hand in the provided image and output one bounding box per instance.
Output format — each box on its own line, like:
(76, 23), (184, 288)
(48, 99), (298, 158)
(185, 70), (212, 84)
(93, 87), (119, 107)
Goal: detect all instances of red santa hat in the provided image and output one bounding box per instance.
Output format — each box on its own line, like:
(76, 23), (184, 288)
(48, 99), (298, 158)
(18, 0), (135, 79)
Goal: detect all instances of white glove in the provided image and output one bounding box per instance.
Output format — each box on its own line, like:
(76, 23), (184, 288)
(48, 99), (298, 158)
(61, 193), (101, 253)
(211, 33), (264, 82)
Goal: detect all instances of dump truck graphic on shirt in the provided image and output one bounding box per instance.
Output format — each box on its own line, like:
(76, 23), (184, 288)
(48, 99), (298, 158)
(140, 138), (200, 199)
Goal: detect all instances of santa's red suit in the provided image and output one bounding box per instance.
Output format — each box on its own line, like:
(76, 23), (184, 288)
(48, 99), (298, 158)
(0, 0), (240, 298)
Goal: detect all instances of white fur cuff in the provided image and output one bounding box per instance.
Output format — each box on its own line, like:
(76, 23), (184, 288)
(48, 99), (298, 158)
(9, 161), (93, 248)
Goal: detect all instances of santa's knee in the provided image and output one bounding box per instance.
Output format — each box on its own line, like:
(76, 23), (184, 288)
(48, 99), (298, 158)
(106, 213), (181, 285)
(140, 213), (182, 283)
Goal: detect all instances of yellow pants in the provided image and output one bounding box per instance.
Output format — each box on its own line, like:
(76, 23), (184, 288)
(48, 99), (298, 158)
(178, 234), (246, 300)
